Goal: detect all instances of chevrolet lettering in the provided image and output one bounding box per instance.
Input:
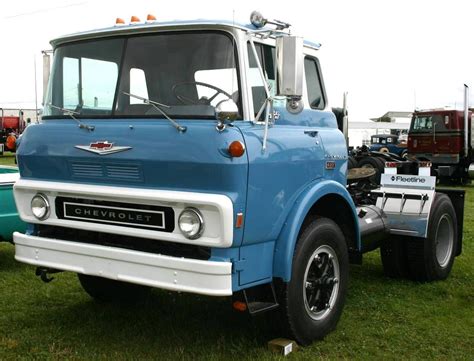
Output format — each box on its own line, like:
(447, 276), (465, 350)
(64, 202), (164, 229)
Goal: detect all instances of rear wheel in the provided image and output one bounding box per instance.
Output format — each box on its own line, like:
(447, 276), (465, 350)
(78, 274), (150, 303)
(348, 156), (357, 169)
(279, 218), (348, 345)
(406, 193), (457, 281)
(357, 156), (385, 184)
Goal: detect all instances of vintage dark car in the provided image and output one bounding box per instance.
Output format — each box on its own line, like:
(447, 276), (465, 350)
(369, 134), (407, 157)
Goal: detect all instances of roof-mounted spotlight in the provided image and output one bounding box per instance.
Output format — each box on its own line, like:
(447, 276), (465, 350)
(250, 11), (267, 28)
(250, 10), (291, 30)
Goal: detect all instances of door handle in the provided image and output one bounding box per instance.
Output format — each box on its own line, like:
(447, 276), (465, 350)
(304, 130), (319, 137)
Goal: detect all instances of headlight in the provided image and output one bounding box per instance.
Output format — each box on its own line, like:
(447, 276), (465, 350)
(31, 194), (50, 220)
(178, 208), (204, 239)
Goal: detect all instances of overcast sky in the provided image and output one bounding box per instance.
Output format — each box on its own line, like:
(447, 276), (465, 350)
(0, 0), (473, 122)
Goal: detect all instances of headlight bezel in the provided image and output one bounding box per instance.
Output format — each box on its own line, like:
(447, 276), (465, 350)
(30, 193), (50, 220)
(178, 207), (204, 240)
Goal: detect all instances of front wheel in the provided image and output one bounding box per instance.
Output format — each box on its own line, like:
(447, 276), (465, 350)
(279, 218), (349, 345)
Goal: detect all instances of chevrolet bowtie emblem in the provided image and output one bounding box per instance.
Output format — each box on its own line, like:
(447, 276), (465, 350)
(75, 141), (132, 155)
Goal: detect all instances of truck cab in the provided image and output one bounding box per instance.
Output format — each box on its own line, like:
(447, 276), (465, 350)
(14, 15), (358, 343)
(408, 109), (474, 181)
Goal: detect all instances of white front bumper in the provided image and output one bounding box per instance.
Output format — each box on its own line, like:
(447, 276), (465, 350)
(14, 232), (233, 296)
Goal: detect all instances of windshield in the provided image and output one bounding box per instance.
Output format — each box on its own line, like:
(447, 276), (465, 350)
(43, 31), (240, 119)
(410, 114), (446, 133)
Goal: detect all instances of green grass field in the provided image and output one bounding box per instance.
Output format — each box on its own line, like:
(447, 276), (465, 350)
(0, 152), (17, 166)
(0, 154), (473, 360)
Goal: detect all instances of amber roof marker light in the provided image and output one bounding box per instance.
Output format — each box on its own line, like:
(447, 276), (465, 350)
(146, 14), (157, 22)
(130, 15), (141, 23)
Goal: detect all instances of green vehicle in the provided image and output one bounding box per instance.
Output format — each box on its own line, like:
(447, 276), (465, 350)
(0, 166), (26, 242)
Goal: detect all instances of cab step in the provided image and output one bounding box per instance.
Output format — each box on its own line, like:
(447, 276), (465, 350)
(239, 282), (279, 315)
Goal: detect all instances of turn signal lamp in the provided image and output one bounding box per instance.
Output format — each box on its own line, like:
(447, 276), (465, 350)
(236, 213), (244, 228)
(228, 141), (245, 158)
(147, 14), (157, 22)
(130, 15), (141, 23)
(115, 18), (125, 25)
(233, 301), (247, 312)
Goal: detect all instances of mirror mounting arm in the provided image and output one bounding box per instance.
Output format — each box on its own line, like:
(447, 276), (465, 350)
(249, 38), (274, 151)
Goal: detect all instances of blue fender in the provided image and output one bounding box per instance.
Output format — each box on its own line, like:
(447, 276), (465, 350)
(273, 179), (360, 281)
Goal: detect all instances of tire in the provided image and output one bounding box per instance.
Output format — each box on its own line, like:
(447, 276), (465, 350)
(406, 193), (457, 282)
(380, 236), (409, 278)
(357, 156), (384, 184)
(348, 156), (357, 169)
(279, 218), (349, 345)
(78, 274), (150, 303)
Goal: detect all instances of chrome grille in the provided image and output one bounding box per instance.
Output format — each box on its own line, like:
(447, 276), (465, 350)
(106, 164), (142, 180)
(71, 162), (142, 181)
(71, 163), (103, 178)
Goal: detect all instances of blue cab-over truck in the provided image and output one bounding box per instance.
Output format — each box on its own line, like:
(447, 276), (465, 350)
(13, 12), (464, 345)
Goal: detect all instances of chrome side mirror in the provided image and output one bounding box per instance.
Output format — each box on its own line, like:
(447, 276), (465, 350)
(215, 99), (239, 131)
(276, 36), (304, 98)
(276, 36), (304, 113)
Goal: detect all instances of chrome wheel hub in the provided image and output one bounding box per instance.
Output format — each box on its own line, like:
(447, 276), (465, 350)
(303, 245), (340, 321)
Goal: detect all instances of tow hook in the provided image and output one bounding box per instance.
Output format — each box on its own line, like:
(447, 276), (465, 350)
(35, 267), (62, 283)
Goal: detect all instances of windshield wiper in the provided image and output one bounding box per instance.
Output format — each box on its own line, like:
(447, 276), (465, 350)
(47, 103), (95, 131)
(123, 92), (187, 133)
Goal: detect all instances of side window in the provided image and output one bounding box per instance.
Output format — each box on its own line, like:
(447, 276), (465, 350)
(63, 57), (79, 108)
(304, 57), (325, 110)
(247, 42), (276, 119)
(130, 68), (149, 104)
